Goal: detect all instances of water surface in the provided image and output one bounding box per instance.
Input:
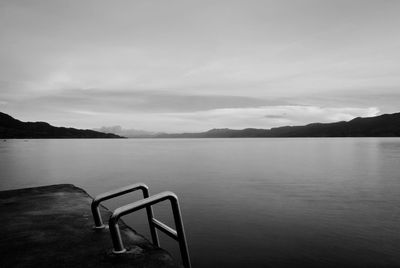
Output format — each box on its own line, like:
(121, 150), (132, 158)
(1, 138), (400, 267)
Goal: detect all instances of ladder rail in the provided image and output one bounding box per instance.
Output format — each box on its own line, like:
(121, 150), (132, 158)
(109, 191), (191, 268)
(152, 218), (178, 240)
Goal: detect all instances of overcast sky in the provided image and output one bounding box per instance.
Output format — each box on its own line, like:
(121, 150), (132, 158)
(1, 0), (399, 132)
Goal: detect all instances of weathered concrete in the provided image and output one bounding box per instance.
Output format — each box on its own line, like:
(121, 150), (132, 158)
(0, 184), (179, 268)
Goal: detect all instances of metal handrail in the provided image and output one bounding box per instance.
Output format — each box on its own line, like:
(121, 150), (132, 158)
(91, 183), (159, 247)
(109, 191), (191, 268)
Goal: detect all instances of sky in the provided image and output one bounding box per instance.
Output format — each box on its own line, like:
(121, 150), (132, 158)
(1, 0), (399, 132)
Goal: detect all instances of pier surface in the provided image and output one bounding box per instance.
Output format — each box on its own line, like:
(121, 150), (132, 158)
(0, 184), (178, 268)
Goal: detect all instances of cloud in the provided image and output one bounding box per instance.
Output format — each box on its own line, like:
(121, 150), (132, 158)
(4, 88), (283, 113)
(0, 1), (399, 130)
(264, 114), (286, 119)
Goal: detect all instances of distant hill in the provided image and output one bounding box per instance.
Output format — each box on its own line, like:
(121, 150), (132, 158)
(156, 112), (400, 138)
(0, 112), (123, 139)
(93, 125), (160, 138)
(3, 111), (399, 139)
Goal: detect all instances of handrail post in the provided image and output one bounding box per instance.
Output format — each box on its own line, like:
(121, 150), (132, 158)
(171, 197), (191, 268)
(91, 203), (104, 228)
(109, 219), (126, 253)
(143, 190), (160, 247)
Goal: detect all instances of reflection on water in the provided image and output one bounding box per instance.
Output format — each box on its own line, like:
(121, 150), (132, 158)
(1, 138), (400, 267)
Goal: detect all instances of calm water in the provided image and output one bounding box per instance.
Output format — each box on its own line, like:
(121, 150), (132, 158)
(1, 138), (400, 267)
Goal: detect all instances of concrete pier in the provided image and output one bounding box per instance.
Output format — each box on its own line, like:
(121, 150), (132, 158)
(0, 184), (178, 268)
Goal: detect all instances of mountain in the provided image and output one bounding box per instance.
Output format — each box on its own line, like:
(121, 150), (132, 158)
(3, 111), (399, 139)
(0, 112), (123, 139)
(93, 125), (160, 138)
(155, 112), (400, 138)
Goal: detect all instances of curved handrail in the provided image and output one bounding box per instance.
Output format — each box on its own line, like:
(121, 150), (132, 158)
(90, 183), (158, 246)
(91, 183), (149, 228)
(109, 191), (191, 268)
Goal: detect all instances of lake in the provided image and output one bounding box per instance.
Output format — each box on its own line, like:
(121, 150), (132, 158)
(1, 138), (400, 267)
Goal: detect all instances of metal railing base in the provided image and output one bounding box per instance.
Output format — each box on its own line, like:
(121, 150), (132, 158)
(112, 249), (127, 254)
(92, 224), (106, 230)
